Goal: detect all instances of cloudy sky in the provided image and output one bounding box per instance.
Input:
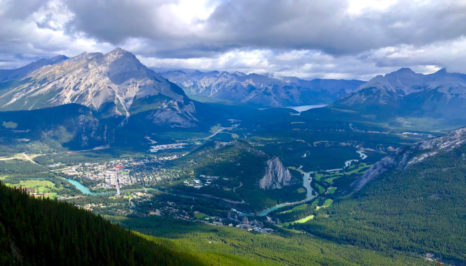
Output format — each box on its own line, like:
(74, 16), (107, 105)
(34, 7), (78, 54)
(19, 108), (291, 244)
(1, 0), (465, 80)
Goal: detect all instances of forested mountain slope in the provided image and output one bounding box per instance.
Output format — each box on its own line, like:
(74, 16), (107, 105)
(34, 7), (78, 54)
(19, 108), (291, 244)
(298, 140), (466, 264)
(0, 183), (203, 265)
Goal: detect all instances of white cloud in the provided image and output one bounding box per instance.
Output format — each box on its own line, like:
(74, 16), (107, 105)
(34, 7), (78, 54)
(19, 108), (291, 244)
(346, 0), (399, 16)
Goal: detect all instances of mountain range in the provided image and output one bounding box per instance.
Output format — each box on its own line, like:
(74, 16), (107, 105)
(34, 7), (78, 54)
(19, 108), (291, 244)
(2, 50), (465, 125)
(335, 68), (466, 122)
(160, 69), (363, 107)
(1, 49), (465, 144)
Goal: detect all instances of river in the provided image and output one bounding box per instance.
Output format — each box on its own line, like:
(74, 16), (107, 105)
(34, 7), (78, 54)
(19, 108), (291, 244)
(65, 178), (106, 196)
(344, 149), (368, 168)
(236, 148), (369, 217)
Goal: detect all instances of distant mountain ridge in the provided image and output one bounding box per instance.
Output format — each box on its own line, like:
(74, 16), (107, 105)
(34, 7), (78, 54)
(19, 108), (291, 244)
(335, 68), (466, 123)
(160, 69), (363, 107)
(0, 49), (197, 127)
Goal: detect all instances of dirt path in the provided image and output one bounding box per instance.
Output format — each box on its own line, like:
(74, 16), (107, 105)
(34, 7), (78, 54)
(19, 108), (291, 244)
(0, 153), (40, 165)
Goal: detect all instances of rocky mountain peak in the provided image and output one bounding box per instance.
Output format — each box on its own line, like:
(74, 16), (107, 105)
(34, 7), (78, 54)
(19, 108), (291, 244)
(363, 67), (423, 93)
(392, 67), (415, 75)
(433, 68), (447, 76)
(104, 48), (140, 64)
(0, 49), (197, 127)
(107, 47), (131, 56)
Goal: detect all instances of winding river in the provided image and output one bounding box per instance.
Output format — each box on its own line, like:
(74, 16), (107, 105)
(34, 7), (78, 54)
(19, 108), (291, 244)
(236, 148), (369, 217)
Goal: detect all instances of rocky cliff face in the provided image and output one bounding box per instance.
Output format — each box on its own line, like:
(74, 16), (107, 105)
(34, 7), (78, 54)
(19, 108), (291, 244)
(0, 49), (197, 127)
(352, 127), (466, 191)
(259, 157), (292, 189)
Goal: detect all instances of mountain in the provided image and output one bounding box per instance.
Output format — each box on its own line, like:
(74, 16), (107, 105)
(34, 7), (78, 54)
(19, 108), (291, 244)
(160, 70), (363, 107)
(0, 55), (68, 82)
(297, 127), (466, 263)
(0, 49), (197, 127)
(335, 68), (466, 123)
(0, 183), (203, 265)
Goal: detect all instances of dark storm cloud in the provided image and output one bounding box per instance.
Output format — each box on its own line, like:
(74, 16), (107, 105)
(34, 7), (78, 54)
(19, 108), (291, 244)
(60, 0), (466, 56)
(1, 0), (44, 19)
(64, 0), (170, 43)
(204, 0), (466, 54)
(0, 0), (466, 78)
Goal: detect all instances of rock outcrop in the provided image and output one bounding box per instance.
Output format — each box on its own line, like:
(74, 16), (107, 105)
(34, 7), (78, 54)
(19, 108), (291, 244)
(259, 157), (292, 189)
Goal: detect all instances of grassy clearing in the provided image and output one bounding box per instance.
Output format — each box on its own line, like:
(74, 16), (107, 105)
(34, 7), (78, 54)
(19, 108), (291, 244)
(291, 215), (315, 224)
(193, 211), (209, 220)
(5, 179), (59, 198)
(326, 187), (337, 194)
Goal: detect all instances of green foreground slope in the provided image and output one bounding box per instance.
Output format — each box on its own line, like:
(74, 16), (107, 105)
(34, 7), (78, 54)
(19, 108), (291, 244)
(0, 183), (203, 266)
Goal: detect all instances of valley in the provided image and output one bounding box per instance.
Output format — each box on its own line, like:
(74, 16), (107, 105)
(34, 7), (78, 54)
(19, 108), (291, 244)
(1, 2), (465, 265)
(0, 49), (464, 265)
(0, 103), (431, 230)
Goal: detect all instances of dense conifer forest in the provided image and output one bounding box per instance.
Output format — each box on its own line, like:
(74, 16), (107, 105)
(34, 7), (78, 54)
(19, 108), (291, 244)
(0, 183), (202, 265)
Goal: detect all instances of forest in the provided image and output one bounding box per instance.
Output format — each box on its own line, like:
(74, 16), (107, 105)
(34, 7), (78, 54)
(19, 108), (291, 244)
(297, 144), (466, 264)
(0, 183), (203, 265)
